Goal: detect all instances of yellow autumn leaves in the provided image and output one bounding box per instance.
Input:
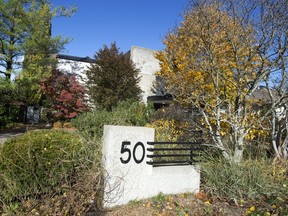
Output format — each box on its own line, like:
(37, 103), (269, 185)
(147, 118), (187, 142)
(156, 3), (258, 108)
(154, 2), (270, 155)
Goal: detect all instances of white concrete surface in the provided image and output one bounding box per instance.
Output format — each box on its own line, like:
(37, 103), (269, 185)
(102, 125), (200, 208)
(130, 46), (160, 102)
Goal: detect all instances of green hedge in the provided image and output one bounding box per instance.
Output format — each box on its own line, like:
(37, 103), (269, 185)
(0, 129), (90, 202)
(72, 100), (154, 140)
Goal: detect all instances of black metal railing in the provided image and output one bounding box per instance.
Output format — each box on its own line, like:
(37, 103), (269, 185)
(146, 141), (204, 167)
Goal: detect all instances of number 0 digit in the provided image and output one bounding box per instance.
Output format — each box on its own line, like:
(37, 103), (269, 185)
(133, 142), (145, 164)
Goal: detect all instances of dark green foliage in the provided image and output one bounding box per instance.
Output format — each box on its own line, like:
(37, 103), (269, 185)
(0, 79), (16, 105)
(0, 129), (91, 202)
(86, 42), (142, 110)
(0, 78), (20, 126)
(72, 100), (154, 140)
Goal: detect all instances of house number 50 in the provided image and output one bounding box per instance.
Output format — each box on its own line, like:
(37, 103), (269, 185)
(120, 141), (145, 164)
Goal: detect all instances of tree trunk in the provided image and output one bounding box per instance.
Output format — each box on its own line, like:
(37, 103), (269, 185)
(281, 108), (288, 158)
(281, 138), (288, 158)
(6, 61), (12, 81)
(233, 147), (243, 164)
(232, 135), (244, 164)
(271, 110), (281, 158)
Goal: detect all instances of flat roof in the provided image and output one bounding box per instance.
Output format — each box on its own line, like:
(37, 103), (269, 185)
(56, 54), (96, 63)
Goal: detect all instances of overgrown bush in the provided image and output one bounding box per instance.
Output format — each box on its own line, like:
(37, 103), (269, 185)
(200, 156), (286, 200)
(72, 100), (154, 140)
(149, 104), (203, 142)
(146, 118), (185, 142)
(0, 129), (93, 204)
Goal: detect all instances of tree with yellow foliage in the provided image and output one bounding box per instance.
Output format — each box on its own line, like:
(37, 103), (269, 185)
(155, 0), (287, 163)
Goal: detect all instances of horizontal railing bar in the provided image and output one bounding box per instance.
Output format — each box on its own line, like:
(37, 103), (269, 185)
(147, 141), (202, 145)
(147, 161), (200, 165)
(147, 147), (204, 152)
(147, 154), (198, 158)
(152, 163), (193, 167)
(146, 140), (204, 167)
(146, 160), (194, 165)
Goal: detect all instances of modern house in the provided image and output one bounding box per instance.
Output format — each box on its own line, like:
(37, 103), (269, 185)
(56, 46), (162, 104)
(55, 54), (96, 84)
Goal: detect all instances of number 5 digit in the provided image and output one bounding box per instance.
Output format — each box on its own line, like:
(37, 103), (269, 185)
(120, 141), (131, 164)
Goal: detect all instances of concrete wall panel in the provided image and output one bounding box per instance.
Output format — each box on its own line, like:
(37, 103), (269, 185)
(103, 125), (200, 208)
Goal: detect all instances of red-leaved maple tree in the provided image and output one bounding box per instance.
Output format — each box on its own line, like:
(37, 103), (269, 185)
(41, 69), (90, 121)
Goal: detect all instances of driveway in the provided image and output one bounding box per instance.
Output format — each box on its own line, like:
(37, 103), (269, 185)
(0, 128), (27, 145)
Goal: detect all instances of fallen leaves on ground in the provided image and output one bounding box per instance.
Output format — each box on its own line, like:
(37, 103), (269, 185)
(104, 192), (288, 216)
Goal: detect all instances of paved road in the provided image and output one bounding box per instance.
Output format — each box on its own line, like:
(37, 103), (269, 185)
(0, 128), (26, 145)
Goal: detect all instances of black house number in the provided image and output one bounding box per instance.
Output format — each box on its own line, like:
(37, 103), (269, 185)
(120, 141), (145, 164)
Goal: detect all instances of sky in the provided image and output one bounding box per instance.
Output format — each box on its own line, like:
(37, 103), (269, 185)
(50, 0), (188, 58)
